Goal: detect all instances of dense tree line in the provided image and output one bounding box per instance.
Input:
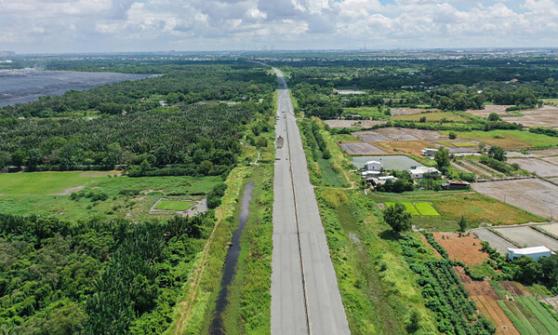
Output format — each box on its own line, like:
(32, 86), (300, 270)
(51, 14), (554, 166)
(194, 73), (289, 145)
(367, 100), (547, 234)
(0, 213), (213, 334)
(0, 64), (275, 175)
(0, 101), (271, 175)
(0, 65), (274, 118)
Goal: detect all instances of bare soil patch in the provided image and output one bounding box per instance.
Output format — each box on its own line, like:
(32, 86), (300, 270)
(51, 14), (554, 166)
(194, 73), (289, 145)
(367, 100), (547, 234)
(56, 185), (85, 196)
(473, 228), (517, 255)
(340, 142), (385, 155)
(500, 281), (531, 296)
(375, 140), (432, 156)
(472, 179), (558, 219)
(532, 148), (558, 158)
(433, 232), (489, 265)
(494, 226), (558, 251)
(505, 105), (558, 128)
(508, 158), (558, 177)
(354, 127), (441, 142)
(540, 223), (558, 236)
(324, 119), (386, 129)
(467, 105), (512, 117)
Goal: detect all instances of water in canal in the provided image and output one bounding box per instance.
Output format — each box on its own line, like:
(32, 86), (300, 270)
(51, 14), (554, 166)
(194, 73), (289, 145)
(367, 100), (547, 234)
(210, 182), (254, 335)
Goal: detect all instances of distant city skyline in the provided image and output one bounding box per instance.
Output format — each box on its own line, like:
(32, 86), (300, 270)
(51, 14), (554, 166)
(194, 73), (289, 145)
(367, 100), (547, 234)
(2, 0), (558, 54)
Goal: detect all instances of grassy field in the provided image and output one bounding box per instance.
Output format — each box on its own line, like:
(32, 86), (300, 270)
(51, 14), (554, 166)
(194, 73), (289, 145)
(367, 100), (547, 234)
(392, 111), (467, 122)
(155, 199), (194, 211)
(318, 189), (440, 335)
(0, 171), (221, 221)
(385, 202), (440, 216)
(371, 190), (542, 230)
(446, 130), (558, 149)
(342, 106), (389, 120)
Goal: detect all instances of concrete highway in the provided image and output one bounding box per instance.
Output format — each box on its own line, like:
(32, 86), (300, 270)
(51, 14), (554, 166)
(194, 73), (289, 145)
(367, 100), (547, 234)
(271, 68), (350, 335)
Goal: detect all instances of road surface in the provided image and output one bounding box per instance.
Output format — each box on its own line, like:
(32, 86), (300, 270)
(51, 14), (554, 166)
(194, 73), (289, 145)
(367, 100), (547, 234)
(271, 69), (350, 335)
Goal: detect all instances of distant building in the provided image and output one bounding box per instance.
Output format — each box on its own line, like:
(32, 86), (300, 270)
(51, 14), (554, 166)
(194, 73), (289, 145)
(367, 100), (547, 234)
(361, 170), (381, 179)
(408, 166), (440, 179)
(422, 148), (439, 158)
(507, 246), (552, 261)
(364, 160), (382, 172)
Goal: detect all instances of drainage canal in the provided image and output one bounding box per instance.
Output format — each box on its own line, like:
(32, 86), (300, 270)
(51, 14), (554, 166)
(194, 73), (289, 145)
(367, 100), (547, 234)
(210, 182), (254, 335)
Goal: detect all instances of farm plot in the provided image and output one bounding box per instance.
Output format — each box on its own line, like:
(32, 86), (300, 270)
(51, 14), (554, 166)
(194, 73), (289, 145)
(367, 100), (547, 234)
(390, 107), (439, 116)
(352, 155), (423, 170)
(531, 148), (558, 158)
(505, 105), (558, 129)
(385, 202), (439, 216)
(467, 104), (512, 118)
(324, 119), (386, 129)
(375, 140), (433, 156)
(473, 228), (517, 255)
(354, 127), (441, 142)
(508, 158), (558, 177)
(450, 130), (558, 150)
(539, 223), (558, 237)
(493, 226), (558, 251)
(433, 233), (488, 265)
(340, 142), (386, 155)
(392, 111), (468, 122)
(472, 179), (558, 219)
(499, 296), (558, 335)
(455, 268), (519, 335)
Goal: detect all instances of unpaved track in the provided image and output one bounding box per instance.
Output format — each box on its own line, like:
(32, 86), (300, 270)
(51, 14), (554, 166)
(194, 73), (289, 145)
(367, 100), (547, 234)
(271, 69), (350, 335)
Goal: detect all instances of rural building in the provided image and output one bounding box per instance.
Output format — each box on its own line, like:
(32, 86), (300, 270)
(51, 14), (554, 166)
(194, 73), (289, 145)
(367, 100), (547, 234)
(369, 176), (398, 188)
(408, 166), (440, 179)
(361, 170), (381, 179)
(364, 160), (382, 172)
(507, 246), (552, 261)
(422, 148), (439, 158)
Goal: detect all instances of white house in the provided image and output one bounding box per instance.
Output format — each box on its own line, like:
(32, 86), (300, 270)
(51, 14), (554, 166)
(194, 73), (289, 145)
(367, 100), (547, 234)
(422, 148), (438, 158)
(507, 246), (553, 261)
(364, 160), (382, 172)
(408, 166), (440, 179)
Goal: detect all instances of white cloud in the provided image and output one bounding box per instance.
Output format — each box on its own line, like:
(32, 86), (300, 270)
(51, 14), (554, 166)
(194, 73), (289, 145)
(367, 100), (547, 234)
(1, 0), (558, 52)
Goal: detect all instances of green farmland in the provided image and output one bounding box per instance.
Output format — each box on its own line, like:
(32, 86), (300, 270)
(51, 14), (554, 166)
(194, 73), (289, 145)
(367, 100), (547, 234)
(385, 202), (440, 217)
(0, 171), (221, 221)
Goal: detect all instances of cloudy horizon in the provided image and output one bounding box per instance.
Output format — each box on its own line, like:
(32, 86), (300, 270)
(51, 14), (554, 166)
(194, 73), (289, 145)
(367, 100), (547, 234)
(1, 0), (558, 54)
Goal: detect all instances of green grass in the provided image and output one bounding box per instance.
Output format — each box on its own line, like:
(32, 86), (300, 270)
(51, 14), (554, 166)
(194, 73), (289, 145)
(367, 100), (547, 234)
(414, 202), (440, 216)
(0, 171), (221, 221)
(392, 111), (467, 122)
(384, 202), (439, 217)
(372, 190), (542, 230)
(446, 130), (558, 149)
(318, 189), (439, 335)
(500, 297), (558, 335)
(155, 199), (194, 211)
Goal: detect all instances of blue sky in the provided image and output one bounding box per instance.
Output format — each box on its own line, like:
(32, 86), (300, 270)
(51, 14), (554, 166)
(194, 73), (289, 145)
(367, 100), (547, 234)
(1, 0), (558, 53)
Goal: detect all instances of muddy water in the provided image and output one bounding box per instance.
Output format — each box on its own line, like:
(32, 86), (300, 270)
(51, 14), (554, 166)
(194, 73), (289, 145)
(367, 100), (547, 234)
(210, 182), (254, 335)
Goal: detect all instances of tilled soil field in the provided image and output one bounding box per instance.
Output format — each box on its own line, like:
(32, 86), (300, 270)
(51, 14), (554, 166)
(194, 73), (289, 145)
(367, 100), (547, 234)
(508, 158), (558, 177)
(505, 105), (558, 128)
(339, 142), (385, 155)
(472, 179), (558, 219)
(455, 267), (519, 335)
(473, 228), (516, 255)
(433, 232), (488, 265)
(354, 127), (441, 142)
(493, 226), (558, 251)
